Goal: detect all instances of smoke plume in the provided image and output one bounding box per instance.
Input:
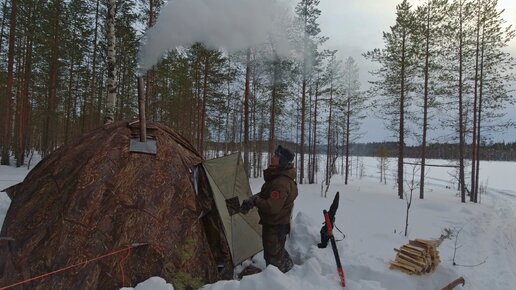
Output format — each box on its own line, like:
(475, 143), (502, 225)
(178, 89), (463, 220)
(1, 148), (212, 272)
(138, 0), (294, 73)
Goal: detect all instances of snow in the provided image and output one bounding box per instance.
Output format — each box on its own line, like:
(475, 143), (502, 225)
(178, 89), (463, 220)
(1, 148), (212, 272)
(120, 277), (174, 290)
(1, 156), (516, 290)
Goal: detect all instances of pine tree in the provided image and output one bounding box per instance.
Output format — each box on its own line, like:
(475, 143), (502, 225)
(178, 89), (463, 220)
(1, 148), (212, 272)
(323, 51), (340, 187)
(472, 0), (515, 202)
(413, 0), (448, 199)
(295, 0), (325, 184)
(440, 0), (476, 202)
(187, 43), (229, 155)
(339, 56), (366, 185)
(364, 0), (419, 199)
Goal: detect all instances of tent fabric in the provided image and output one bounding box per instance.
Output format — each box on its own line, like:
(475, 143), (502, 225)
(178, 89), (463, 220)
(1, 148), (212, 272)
(202, 153), (263, 266)
(0, 121), (233, 290)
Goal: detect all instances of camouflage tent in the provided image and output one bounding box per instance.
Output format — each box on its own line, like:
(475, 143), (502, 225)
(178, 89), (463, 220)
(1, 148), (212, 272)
(0, 121), (260, 290)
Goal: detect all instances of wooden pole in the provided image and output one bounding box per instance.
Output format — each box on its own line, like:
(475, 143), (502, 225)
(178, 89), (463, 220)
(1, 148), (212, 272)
(403, 162), (460, 168)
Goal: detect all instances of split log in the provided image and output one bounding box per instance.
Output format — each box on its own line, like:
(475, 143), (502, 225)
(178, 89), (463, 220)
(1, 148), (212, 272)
(390, 238), (441, 275)
(441, 276), (465, 290)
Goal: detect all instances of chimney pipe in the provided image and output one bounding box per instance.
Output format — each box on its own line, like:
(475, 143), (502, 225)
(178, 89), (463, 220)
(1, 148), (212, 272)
(137, 76), (147, 142)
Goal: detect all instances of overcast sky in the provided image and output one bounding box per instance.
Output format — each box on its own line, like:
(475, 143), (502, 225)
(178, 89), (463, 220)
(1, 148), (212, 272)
(315, 0), (516, 144)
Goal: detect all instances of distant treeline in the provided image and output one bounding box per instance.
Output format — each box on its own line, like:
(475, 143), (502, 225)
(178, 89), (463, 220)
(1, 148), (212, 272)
(207, 141), (516, 162)
(349, 142), (516, 161)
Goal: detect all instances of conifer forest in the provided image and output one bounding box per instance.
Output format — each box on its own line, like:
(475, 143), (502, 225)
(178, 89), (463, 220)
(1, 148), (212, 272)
(0, 0), (515, 204)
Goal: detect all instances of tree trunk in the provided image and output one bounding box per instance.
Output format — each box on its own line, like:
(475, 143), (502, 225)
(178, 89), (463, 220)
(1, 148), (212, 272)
(118, 54), (127, 120)
(469, 0), (482, 202)
(420, 1), (431, 199)
(475, 27), (486, 203)
(83, 0), (100, 131)
(345, 91), (351, 185)
(458, 1), (466, 203)
(96, 71), (105, 127)
(243, 48), (251, 175)
(104, 0), (117, 124)
(251, 53), (259, 178)
(268, 58), (279, 158)
(300, 78), (307, 184)
(310, 78), (319, 184)
(15, 5), (33, 167)
(398, 28), (407, 200)
(326, 83), (333, 186)
(2, 0), (17, 165)
(0, 0), (8, 59)
(307, 86), (312, 182)
(65, 27), (76, 143)
(471, 0), (482, 202)
(199, 54), (209, 156)
(43, 1), (62, 156)
(299, 6), (310, 185)
(145, 0), (156, 122)
(223, 65), (230, 153)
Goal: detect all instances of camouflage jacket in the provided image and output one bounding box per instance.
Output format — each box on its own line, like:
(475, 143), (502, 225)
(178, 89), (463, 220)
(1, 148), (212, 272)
(255, 165), (298, 225)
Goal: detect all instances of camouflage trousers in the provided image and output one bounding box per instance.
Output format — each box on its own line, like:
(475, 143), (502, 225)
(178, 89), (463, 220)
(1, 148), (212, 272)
(262, 224), (293, 273)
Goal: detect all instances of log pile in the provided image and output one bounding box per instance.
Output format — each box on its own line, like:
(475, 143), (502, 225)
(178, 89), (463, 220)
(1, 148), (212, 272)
(390, 239), (441, 275)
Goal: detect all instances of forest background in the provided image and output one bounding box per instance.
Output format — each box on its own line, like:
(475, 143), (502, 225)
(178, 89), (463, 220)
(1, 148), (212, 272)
(0, 0), (515, 203)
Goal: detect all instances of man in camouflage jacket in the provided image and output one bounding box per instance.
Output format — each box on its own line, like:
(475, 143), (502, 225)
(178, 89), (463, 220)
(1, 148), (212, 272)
(241, 145), (298, 273)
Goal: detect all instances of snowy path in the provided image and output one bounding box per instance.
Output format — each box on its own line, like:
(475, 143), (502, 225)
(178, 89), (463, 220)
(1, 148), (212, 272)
(458, 190), (516, 290)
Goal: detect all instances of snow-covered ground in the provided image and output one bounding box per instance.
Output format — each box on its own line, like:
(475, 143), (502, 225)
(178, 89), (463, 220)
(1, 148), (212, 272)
(2, 157), (516, 290)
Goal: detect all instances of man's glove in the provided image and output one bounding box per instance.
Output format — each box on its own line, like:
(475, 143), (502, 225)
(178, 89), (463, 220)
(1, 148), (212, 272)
(240, 199), (254, 214)
(249, 194), (259, 204)
(240, 194), (259, 214)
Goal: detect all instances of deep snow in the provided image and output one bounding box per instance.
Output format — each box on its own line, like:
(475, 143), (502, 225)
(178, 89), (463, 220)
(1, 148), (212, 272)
(1, 157), (515, 290)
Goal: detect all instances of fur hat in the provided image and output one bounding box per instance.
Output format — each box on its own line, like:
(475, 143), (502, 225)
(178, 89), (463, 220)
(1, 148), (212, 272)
(275, 145), (295, 169)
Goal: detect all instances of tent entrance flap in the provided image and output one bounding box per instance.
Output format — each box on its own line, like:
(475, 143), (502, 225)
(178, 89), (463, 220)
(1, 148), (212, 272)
(202, 153), (262, 266)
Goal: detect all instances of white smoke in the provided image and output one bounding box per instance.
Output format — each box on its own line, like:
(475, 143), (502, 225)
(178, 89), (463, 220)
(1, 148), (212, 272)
(138, 0), (295, 74)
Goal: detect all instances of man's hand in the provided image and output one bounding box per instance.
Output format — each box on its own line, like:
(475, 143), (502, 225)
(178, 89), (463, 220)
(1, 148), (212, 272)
(240, 199), (254, 214)
(240, 194), (259, 214)
(249, 194), (259, 204)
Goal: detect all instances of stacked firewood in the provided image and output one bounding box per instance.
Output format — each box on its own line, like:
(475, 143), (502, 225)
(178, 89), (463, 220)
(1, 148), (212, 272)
(390, 239), (441, 275)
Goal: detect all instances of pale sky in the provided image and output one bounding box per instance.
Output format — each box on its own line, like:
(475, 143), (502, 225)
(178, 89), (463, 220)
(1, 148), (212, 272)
(316, 0), (516, 143)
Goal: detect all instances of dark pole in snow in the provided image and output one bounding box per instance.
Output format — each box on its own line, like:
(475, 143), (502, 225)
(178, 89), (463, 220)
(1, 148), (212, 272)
(324, 209), (346, 288)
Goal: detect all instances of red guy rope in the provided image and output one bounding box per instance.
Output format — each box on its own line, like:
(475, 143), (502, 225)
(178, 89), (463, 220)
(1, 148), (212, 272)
(0, 243), (147, 290)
